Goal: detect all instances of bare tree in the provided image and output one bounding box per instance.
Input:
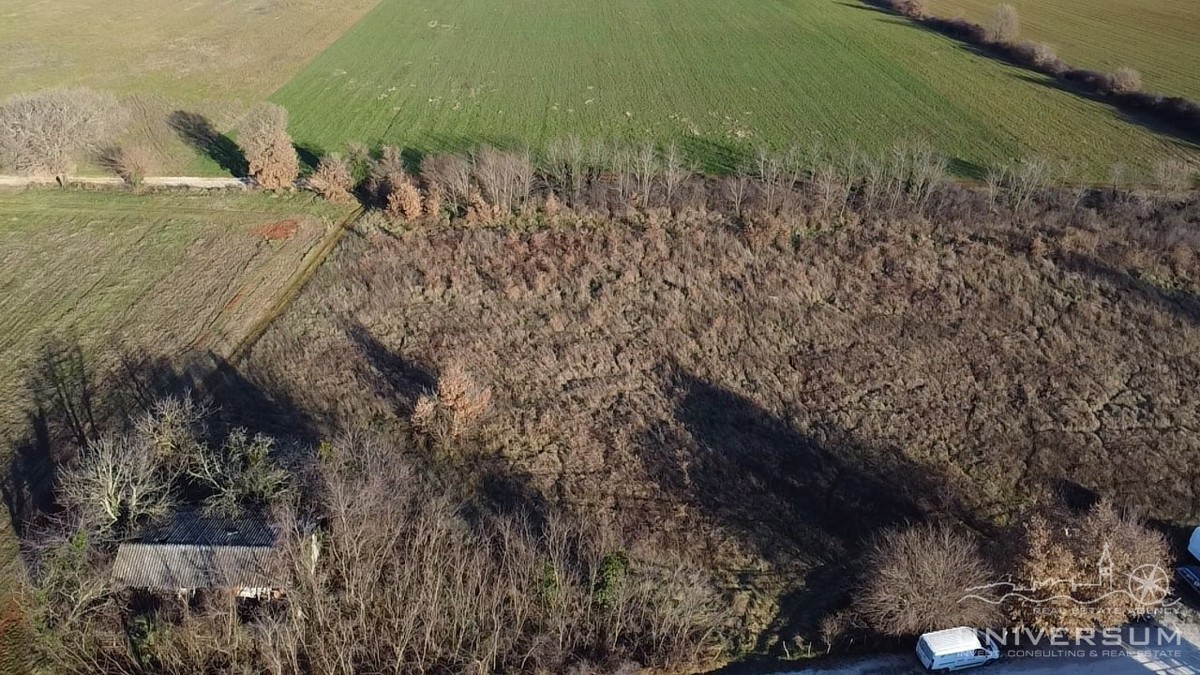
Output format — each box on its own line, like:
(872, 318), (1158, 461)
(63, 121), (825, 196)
(0, 87), (127, 179)
(422, 154), (473, 215)
(237, 103), (299, 190)
(661, 142), (688, 210)
(57, 435), (173, 533)
(189, 429), (290, 517)
(726, 164), (752, 219)
(473, 147), (533, 214)
(985, 4), (1020, 43)
(631, 140), (659, 208)
(856, 524), (1001, 636)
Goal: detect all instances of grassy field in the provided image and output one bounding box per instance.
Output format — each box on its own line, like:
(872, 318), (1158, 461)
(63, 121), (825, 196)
(0, 0), (381, 174)
(0, 189), (350, 438)
(930, 0), (1200, 101)
(271, 0), (1198, 178)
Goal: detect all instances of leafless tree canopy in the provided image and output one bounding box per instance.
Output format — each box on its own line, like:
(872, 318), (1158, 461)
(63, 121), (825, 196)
(856, 524), (1002, 636)
(985, 4), (1021, 43)
(0, 87), (126, 177)
(26, 403), (724, 673)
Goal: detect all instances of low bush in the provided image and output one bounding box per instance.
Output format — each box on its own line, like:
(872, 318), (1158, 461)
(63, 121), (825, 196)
(100, 145), (156, 186)
(307, 153), (355, 204)
(856, 525), (1001, 636)
(1111, 67), (1143, 95)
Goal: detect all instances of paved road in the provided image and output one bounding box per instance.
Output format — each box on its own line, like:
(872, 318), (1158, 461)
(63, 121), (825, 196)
(780, 617), (1200, 675)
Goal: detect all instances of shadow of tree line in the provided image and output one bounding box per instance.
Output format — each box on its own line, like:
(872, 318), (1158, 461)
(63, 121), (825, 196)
(858, 0), (1200, 151)
(1, 336), (320, 538)
(639, 361), (981, 658)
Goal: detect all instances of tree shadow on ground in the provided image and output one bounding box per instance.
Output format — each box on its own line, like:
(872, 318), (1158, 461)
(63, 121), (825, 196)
(640, 362), (969, 655)
(167, 111), (249, 177)
(2, 340), (317, 537)
(294, 144), (322, 176)
(1017, 75), (1200, 152)
(345, 323), (437, 414)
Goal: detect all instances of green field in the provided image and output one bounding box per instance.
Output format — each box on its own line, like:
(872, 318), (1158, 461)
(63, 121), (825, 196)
(931, 0), (1200, 101)
(271, 0), (1198, 177)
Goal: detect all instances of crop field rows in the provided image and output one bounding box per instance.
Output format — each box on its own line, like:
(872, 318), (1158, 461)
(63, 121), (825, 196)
(271, 0), (1198, 177)
(930, 0), (1200, 101)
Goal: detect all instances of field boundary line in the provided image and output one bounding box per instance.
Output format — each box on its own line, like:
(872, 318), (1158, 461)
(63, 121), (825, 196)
(226, 206), (363, 366)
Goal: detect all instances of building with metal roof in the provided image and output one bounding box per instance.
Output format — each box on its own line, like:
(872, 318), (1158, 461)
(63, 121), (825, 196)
(110, 510), (289, 598)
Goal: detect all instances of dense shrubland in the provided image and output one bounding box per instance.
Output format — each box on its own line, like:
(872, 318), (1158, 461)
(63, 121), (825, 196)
(244, 151), (1199, 655)
(853, 500), (1171, 641)
(22, 400), (724, 673)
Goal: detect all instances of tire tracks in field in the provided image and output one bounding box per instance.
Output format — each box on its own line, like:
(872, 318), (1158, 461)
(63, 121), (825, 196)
(226, 206), (363, 366)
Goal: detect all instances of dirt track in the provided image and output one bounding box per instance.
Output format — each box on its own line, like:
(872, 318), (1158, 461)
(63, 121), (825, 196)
(0, 175), (248, 188)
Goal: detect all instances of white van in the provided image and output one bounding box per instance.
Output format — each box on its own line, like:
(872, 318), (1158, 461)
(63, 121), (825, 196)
(916, 626), (1000, 671)
(1188, 527), (1200, 562)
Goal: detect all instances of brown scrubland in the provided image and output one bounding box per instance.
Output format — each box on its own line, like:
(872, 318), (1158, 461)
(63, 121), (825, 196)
(10, 140), (1200, 670)
(240, 145), (1198, 655)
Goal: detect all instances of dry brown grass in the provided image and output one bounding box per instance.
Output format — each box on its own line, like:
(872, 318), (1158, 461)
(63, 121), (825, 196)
(246, 188), (1200, 643)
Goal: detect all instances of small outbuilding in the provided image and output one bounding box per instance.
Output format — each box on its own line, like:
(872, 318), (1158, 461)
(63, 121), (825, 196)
(111, 511), (290, 599)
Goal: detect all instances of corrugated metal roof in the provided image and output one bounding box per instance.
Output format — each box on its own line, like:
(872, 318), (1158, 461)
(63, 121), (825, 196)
(112, 543), (281, 590)
(111, 511), (283, 590)
(138, 510), (277, 547)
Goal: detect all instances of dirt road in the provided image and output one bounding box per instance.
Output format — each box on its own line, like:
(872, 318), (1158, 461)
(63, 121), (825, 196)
(0, 175), (248, 188)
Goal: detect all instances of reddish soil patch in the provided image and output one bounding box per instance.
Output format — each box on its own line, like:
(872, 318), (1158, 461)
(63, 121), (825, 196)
(253, 219), (300, 240)
(223, 288), (247, 313)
